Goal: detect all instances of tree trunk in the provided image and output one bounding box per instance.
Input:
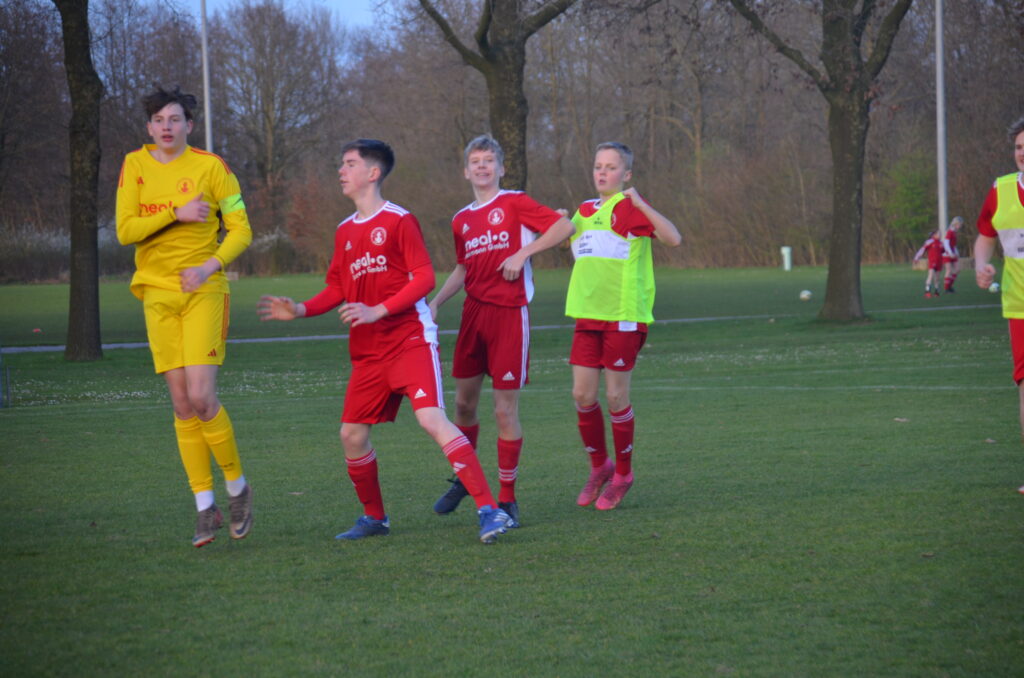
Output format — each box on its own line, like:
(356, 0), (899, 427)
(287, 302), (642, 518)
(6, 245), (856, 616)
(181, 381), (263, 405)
(484, 49), (529, 190)
(54, 0), (103, 361)
(820, 91), (870, 321)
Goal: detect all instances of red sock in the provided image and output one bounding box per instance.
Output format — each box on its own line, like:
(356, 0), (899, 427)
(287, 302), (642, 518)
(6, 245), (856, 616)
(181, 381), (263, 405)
(346, 450), (386, 520)
(457, 423), (480, 450)
(496, 437), (522, 503)
(576, 402), (608, 468)
(442, 435), (497, 509)
(610, 405), (635, 476)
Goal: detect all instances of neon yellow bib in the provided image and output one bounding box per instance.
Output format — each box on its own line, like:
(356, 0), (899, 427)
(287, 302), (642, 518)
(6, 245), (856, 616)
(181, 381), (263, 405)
(565, 193), (655, 323)
(993, 173), (1024, 318)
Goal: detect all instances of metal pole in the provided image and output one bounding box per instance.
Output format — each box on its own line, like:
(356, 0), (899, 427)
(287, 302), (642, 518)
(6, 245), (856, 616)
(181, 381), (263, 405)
(201, 0), (213, 152)
(935, 0), (947, 236)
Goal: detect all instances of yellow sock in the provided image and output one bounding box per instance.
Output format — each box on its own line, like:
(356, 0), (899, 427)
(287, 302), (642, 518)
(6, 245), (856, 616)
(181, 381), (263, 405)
(174, 415), (213, 494)
(200, 406), (243, 482)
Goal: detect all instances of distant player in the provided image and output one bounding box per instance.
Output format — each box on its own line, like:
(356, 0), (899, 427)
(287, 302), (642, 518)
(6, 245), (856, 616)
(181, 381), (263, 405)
(257, 139), (512, 543)
(913, 230), (948, 298)
(564, 142), (681, 510)
(973, 115), (1024, 494)
(115, 86), (254, 547)
(942, 217), (963, 292)
(427, 135), (574, 527)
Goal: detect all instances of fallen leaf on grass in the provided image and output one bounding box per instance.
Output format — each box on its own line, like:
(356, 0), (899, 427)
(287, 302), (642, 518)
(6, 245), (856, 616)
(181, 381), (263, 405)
(893, 418), (909, 423)
(985, 438), (997, 444)
(921, 552), (935, 558)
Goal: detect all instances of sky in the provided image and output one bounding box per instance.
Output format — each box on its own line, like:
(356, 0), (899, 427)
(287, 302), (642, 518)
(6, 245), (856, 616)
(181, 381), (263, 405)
(180, 0), (381, 28)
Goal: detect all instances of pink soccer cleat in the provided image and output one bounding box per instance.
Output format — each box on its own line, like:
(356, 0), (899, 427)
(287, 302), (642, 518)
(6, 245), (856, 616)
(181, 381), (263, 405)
(577, 459), (614, 507)
(595, 472), (634, 510)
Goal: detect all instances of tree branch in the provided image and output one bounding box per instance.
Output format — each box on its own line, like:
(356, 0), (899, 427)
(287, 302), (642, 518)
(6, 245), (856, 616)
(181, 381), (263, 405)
(724, 0), (829, 92)
(473, 0), (493, 55)
(522, 0), (579, 38)
(864, 0), (914, 80)
(851, 0), (876, 44)
(417, 0), (488, 72)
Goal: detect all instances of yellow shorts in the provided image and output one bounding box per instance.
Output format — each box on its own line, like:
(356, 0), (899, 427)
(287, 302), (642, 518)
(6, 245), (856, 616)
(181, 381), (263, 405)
(142, 287), (229, 374)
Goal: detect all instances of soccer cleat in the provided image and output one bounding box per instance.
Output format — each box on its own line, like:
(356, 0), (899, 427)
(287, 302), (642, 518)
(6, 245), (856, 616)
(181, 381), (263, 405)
(498, 501), (520, 528)
(335, 515), (390, 540)
(577, 459), (614, 507)
(595, 472), (634, 510)
(477, 506), (511, 544)
(1018, 485), (1024, 495)
(228, 484), (253, 540)
(433, 476), (469, 514)
(192, 505), (223, 548)
(924, 292), (932, 298)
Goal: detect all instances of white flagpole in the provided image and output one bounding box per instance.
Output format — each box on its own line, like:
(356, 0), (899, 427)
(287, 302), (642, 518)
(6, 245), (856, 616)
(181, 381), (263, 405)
(935, 0), (947, 236)
(201, 0), (213, 152)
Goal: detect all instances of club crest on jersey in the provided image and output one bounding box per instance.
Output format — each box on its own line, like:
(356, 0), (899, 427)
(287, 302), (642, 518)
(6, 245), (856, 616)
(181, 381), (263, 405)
(370, 227), (387, 246)
(177, 178), (195, 194)
(488, 208), (505, 225)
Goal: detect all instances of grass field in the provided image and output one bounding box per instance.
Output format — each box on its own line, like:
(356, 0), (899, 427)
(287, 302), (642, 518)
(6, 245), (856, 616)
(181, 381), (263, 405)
(2, 266), (1022, 676)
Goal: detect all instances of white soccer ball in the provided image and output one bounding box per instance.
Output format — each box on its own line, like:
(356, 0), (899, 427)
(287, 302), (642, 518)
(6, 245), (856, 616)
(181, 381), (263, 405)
(799, 290), (813, 301)
(989, 282), (1001, 294)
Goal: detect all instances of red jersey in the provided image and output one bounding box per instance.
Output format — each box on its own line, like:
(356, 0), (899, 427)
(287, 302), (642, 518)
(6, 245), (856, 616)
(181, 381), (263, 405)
(977, 173), (1024, 237)
(942, 230), (958, 259)
(303, 201), (437, 365)
(574, 196), (656, 332)
(453, 190), (561, 306)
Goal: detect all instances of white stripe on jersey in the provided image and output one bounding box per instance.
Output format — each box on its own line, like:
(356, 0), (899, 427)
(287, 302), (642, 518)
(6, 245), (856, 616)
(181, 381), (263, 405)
(521, 224), (537, 303)
(519, 305), (529, 389)
(455, 189), (524, 217)
(414, 297), (438, 346)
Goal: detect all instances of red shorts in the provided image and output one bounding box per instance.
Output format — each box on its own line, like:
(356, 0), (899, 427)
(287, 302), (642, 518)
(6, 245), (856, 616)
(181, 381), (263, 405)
(1010, 319), (1024, 385)
(942, 256), (958, 265)
(569, 323), (647, 372)
(451, 296), (529, 390)
(342, 342), (445, 424)
(926, 253), (942, 271)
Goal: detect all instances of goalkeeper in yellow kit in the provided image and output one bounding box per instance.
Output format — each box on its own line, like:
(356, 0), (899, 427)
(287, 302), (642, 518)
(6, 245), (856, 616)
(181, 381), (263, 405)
(116, 86), (253, 547)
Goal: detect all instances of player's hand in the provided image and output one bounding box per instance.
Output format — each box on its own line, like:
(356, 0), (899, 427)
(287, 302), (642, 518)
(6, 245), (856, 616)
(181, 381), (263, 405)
(976, 264), (997, 289)
(339, 302), (387, 327)
(498, 252), (527, 281)
(180, 265), (209, 293)
(428, 300), (439, 323)
(180, 258), (220, 293)
(175, 193), (210, 222)
(258, 295), (299, 321)
(623, 187), (646, 207)
(555, 208), (570, 218)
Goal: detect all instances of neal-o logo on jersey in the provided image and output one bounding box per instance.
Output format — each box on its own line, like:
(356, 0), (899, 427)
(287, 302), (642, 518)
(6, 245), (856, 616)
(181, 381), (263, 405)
(488, 208), (505, 226)
(370, 227), (387, 246)
(177, 178), (195, 194)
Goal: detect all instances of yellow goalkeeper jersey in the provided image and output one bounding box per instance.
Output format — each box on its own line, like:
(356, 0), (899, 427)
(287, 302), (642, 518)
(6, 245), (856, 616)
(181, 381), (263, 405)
(116, 145), (252, 300)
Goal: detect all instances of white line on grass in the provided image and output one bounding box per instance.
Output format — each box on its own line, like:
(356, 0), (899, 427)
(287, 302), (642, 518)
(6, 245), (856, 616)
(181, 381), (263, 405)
(1, 303), (1000, 354)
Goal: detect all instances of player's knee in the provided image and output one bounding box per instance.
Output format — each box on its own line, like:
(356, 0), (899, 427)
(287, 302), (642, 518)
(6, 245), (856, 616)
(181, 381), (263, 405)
(189, 394), (219, 421)
(454, 397), (476, 422)
(572, 386), (597, 408)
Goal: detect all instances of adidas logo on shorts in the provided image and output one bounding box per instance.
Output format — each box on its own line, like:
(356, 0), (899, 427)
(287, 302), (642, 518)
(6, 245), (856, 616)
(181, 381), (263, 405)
(208, 349), (218, 357)
(613, 358), (626, 367)
(502, 371), (515, 381)
(414, 388), (427, 399)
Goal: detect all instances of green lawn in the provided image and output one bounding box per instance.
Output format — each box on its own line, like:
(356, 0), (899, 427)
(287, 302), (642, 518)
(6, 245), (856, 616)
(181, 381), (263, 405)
(1, 266), (1021, 676)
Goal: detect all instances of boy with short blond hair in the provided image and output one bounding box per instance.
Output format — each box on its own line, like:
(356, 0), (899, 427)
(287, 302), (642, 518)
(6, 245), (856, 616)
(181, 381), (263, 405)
(428, 134), (574, 526)
(565, 141), (681, 510)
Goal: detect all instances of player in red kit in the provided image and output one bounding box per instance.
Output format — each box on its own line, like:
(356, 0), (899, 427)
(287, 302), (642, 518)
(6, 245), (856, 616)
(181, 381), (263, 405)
(258, 139), (512, 543)
(913, 231), (949, 298)
(428, 135), (574, 526)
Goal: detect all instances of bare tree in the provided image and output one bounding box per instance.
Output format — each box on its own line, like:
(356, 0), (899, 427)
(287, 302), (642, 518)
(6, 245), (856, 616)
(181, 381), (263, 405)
(53, 0), (103, 360)
(211, 0), (343, 225)
(726, 0), (914, 320)
(417, 0), (579, 190)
